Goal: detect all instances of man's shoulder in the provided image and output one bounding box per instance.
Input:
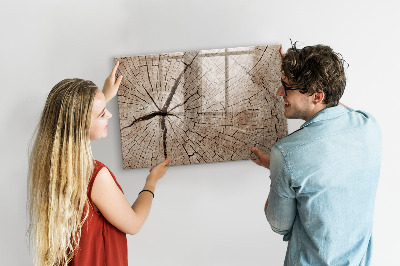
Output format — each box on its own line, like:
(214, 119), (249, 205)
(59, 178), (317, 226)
(273, 108), (381, 156)
(273, 129), (310, 157)
(348, 109), (380, 127)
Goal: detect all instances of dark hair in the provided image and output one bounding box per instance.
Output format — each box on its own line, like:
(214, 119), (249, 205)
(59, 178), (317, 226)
(281, 42), (348, 107)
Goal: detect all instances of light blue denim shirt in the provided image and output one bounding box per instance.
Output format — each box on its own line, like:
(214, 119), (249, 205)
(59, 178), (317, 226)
(266, 105), (382, 266)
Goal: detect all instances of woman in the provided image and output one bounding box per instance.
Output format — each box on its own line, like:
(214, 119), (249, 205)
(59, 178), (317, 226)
(27, 62), (171, 265)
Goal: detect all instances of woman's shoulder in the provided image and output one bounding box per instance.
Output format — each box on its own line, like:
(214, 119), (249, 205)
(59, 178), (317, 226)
(93, 159), (105, 169)
(91, 160), (123, 192)
(90, 160), (107, 187)
(93, 160), (115, 176)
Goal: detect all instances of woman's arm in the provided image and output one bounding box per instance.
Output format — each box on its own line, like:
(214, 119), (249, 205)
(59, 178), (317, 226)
(91, 158), (171, 235)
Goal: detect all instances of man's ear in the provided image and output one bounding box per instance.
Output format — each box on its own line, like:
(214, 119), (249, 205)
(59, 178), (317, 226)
(313, 92), (325, 104)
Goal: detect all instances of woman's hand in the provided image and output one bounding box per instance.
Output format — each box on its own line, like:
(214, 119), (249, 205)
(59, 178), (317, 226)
(251, 147), (271, 169)
(103, 61), (123, 103)
(146, 158), (171, 186)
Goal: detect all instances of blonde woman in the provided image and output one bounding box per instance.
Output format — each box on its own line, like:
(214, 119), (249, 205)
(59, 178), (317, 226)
(28, 62), (171, 266)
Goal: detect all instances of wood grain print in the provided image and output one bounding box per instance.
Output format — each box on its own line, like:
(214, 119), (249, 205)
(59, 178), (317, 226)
(115, 45), (287, 169)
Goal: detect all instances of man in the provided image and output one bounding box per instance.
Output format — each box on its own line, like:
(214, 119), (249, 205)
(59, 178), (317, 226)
(251, 44), (381, 265)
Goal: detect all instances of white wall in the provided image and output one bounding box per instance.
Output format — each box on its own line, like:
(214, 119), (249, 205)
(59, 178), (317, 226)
(1, 0), (398, 265)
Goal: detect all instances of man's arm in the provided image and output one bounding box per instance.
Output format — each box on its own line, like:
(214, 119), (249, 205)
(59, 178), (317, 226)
(265, 146), (297, 240)
(251, 146), (296, 238)
(251, 147), (272, 214)
(266, 189), (296, 238)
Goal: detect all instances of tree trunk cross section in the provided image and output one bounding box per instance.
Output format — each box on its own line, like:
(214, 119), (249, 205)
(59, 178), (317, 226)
(115, 45), (287, 169)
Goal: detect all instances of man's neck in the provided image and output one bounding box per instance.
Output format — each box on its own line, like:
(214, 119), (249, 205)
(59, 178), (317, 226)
(304, 104), (327, 121)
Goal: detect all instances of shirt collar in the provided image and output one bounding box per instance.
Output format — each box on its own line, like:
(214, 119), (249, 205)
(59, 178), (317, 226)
(300, 105), (349, 129)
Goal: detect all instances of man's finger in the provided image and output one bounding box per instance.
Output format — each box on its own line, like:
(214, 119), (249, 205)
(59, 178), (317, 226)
(251, 147), (262, 157)
(252, 158), (262, 166)
(280, 47), (285, 57)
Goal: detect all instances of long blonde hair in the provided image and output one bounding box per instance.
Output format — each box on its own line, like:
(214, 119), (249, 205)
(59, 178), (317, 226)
(28, 79), (98, 265)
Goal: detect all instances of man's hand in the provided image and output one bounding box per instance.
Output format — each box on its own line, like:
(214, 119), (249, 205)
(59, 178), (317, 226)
(280, 46), (285, 57)
(339, 102), (349, 109)
(251, 147), (271, 169)
(103, 61), (123, 103)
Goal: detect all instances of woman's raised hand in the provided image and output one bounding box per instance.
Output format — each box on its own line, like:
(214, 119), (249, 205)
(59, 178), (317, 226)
(103, 61), (123, 102)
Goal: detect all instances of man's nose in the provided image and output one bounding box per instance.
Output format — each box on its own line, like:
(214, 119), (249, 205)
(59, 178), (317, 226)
(277, 85), (285, 97)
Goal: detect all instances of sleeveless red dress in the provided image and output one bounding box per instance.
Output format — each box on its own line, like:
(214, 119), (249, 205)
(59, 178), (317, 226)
(69, 160), (128, 266)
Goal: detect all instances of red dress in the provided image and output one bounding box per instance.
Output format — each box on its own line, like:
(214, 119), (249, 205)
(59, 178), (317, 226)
(69, 160), (128, 266)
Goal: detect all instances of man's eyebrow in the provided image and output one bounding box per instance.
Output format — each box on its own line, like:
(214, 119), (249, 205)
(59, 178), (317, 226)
(281, 79), (295, 88)
(281, 79), (289, 86)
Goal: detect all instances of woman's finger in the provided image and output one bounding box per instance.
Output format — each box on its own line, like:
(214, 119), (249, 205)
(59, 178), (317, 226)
(162, 158), (171, 166)
(115, 74), (123, 87)
(111, 61), (120, 77)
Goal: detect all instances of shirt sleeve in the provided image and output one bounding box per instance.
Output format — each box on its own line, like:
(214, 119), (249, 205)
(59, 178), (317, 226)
(266, 145), (297, 241)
